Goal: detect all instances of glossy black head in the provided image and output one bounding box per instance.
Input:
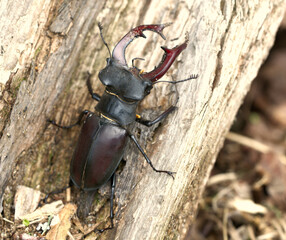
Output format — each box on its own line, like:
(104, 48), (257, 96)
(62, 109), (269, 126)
(98, 59), (153, 102)
(98, 23), (188, 103)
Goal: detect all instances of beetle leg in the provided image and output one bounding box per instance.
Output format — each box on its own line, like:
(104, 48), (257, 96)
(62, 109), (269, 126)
(48, 110), (90, 129)
(136, 106), (176, 127)
(38, 179), (73, 207)
(109, 173), (116, 229)
(96, 173), (116, 233)
(128, 134), (175, 179)
(86, 72), (101, 101)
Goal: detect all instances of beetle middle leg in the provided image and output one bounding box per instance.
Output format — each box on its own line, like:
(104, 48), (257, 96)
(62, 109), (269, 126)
(48, 110), (90, 129)
(128, 133), (175, 178)
(136, 106), (176, 127)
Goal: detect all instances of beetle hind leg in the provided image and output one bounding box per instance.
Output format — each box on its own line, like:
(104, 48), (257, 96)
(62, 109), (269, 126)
(95, 173), (116, 234)
(109, 173), (116, 229)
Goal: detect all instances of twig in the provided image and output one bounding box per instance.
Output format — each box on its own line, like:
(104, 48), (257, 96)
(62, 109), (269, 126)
(207, 172), (237, 186)
(223, 208), (228, 240)
(3, 218), (14, 224)
(226, 132), (286, 164)
(67, 231), (75, 240)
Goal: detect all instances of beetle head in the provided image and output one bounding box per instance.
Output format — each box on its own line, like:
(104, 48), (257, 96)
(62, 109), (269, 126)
(99, 23), (187, 101)
(99, 59), (152, 102)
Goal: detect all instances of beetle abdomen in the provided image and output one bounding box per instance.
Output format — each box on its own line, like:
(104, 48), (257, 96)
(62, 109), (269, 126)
(70, 114), (128, 190)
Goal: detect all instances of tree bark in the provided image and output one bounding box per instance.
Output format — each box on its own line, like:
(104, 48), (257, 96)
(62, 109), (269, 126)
(0, 0), (285, 239)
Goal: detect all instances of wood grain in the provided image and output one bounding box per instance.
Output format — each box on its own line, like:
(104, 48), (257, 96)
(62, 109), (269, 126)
(0, 0), (285, 239)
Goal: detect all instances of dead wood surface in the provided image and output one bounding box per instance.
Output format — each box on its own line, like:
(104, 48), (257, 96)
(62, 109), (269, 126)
(0, 0), (285, 239)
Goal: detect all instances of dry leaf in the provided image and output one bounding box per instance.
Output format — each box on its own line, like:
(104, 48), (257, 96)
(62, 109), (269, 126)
(228, 197), (267, 214)
(20, 200), (64, 221)
(46, 203), (77, 240)
(14, 185), (42, 220)
(19, 233), (44, 240)
(258, 152), (286, 210)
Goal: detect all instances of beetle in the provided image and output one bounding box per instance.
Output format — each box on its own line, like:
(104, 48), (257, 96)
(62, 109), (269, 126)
(48, 23), (197, 232)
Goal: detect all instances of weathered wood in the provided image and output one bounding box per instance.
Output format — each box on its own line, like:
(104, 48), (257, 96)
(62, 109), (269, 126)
(0, 0), (285, 239)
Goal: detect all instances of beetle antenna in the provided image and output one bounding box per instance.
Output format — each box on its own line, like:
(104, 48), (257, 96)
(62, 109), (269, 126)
(98, 22), (112, 58)
(153, 74), (198, 84)
(132, 58), (145, 69)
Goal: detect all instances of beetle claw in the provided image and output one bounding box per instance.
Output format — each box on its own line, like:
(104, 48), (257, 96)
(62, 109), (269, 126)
(95, 226), (113, 234)
(112, 23), (172, 66)
(111, 23), (188, 82)
(142, 41), (188, 82)
(140, 32), (147, 38)
(47, 119), (54, 124)
(156, 170), (176, 179)
(167, 171), (176, 180)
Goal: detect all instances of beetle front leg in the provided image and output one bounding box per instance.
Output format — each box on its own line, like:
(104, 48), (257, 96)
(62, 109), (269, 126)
(86, 72), (101, 101)
(129, 133), (175, 179)
(48, 110), (90, 129)
(136, 106), (176, 127)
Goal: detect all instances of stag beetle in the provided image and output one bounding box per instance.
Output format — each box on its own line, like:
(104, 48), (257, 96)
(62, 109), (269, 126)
(48, 23), (197, 232)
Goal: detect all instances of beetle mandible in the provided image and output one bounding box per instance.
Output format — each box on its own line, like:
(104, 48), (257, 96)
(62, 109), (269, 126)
(48, 23), (197, 232)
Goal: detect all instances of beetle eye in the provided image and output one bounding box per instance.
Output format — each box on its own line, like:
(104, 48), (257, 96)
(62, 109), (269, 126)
(145, 86), (152, 95)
